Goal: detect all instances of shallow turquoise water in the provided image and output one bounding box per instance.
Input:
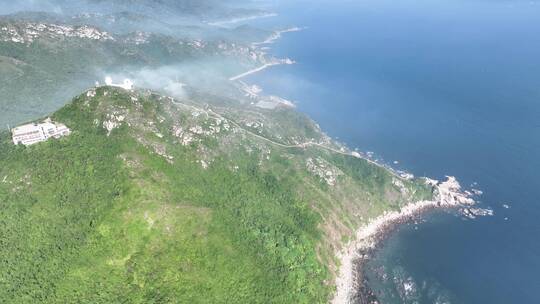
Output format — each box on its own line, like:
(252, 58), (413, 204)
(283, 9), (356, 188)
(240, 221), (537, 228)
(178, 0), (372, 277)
(245, 0), (540, 302)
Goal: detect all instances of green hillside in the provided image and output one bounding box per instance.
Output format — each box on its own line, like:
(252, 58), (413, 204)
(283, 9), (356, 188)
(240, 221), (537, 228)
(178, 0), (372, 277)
(0, 87), (433, 303)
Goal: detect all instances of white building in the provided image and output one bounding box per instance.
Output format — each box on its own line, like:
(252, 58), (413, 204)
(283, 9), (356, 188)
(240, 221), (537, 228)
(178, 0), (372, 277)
(12, 118), (71, 146)
(105, 76), (133, 90)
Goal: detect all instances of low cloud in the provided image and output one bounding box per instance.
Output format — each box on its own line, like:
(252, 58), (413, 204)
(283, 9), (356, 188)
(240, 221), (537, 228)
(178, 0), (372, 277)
(101, 59), (240, 99)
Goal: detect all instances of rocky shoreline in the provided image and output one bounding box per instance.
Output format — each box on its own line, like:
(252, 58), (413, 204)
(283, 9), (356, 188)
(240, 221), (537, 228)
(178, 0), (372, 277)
(331, 176), (477, 304)
(220, 13), (483, 304)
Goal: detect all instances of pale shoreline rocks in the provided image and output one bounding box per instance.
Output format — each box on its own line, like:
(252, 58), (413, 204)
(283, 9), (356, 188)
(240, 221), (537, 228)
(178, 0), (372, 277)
(331, 176), (476, 304)
(210, 14), (478, 303)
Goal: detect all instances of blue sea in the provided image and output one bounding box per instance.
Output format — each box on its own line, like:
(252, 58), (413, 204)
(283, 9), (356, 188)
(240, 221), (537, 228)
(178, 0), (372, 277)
(244, 0), (540, 302)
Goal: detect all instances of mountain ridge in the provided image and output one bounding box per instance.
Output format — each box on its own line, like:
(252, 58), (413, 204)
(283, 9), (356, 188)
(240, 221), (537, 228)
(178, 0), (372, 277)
(0, 86), (433, 303)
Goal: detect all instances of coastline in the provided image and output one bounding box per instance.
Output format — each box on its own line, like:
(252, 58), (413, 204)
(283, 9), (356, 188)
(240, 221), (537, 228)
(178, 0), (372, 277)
(252, 27), (306, 46)
(229, 58), (294, 81)
(207, 12), (278, 27)
(228, 17), (484, 304)
(228, 27), (302, 82)
(331, 176), (476, 304)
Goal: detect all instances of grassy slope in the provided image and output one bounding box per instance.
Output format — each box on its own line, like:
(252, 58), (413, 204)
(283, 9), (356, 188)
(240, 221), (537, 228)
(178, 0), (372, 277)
(0, 87), (432, 303)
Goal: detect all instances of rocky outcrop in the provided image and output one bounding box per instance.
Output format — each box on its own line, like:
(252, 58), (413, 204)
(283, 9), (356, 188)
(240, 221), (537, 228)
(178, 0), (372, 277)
(0, 22), (113, 44)
(331, 176), (477, 304)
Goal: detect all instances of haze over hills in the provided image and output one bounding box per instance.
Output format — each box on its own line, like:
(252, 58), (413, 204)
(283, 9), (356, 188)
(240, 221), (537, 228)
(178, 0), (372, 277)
(1, 0), (265, 20)
(0, 0), (272, 128)
(0, 1), (481, 303)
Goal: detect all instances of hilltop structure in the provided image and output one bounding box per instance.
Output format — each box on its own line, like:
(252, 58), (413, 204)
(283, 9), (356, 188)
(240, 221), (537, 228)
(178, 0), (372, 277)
(105, 76), (134, 90)
(11, 118), (70, 146)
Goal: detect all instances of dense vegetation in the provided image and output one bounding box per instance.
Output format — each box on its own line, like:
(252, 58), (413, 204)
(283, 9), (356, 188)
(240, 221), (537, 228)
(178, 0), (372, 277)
(0, 88), (432, 303)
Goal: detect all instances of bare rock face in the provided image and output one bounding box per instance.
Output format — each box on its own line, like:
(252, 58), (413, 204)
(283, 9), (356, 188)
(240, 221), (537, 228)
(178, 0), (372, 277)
(306, 157), (342, 186)
(434, 176), (475, 207)
(102, 111), (126, 135)
(0, 22), (114, 44)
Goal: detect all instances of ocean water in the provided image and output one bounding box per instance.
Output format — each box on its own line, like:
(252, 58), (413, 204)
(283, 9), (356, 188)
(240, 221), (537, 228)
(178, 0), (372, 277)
(243, 0), (540, 303)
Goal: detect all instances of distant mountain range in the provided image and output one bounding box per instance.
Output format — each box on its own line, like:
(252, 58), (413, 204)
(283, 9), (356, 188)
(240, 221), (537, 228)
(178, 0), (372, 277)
(0, 4), (270, 127)
(1, 0), (266, 22)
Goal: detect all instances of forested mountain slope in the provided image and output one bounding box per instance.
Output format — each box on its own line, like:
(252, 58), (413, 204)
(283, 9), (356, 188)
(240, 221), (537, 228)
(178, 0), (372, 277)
(0, 86), (433, 303)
